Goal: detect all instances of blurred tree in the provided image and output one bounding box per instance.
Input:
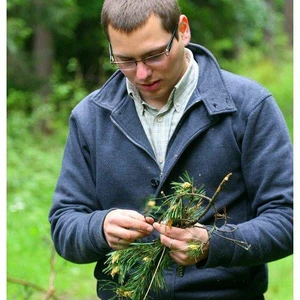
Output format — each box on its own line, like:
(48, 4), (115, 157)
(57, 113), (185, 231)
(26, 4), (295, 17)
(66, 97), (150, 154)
(179, 0), (271, 58)
(55, 0), (109, 89)
(284, 0), (293, 44)
(7, 0), (35, 92)
(32, 2), (54, 103)
(7, 0), (79, 108)
(7, 0), (292, 131)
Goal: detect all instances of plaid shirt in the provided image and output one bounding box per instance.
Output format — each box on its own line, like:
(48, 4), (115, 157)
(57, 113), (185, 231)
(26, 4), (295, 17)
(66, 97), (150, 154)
(127, 48), (199, 170)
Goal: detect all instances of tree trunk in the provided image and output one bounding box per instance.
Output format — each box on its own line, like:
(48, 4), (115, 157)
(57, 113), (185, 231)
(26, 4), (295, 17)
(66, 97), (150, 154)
(32, 22), (55, 134)
(33, 23), (54, 101)
(284, 0), (293, 45)
(264, 0), (274, 44)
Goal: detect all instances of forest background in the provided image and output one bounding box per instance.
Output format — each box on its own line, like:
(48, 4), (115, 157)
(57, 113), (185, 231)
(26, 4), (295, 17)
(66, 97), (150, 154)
(6, 0), (294, 299)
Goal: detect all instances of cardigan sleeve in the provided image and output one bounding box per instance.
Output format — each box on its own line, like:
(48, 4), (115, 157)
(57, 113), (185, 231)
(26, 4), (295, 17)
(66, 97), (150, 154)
(203, 95), (293, 268)
(49, 111), (111, 264)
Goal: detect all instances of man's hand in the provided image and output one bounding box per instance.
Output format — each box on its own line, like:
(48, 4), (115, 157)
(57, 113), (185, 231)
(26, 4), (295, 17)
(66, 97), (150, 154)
(153, 222), (209, 266)
(103, 209), (154, 250)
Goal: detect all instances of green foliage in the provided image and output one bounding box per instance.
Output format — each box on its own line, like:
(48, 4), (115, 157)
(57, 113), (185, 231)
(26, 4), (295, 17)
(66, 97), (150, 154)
(7, 0), (80, 36)
(179, 0), (272, 59)
(7, 1), (293, 299)
(7, 117), (97, 299)
(7, 17), (32, 54)
(6, 50), (293, 297)
(265, 256), (293, 300)
(7, 100), (293, 299)
(49, 61), (89, 120)
(101, 241), (172, 300)
(7, 60), (88, 135)
(160, 176), (206, 227)
(221, 47), (293, 138)
(100, 173), (250, 299)
(7, 0), (291, 102)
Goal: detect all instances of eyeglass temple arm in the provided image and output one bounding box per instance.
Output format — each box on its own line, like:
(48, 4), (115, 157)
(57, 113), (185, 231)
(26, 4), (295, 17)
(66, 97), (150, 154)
(166, 24), (178, 52)
(109, 43), (115, 63)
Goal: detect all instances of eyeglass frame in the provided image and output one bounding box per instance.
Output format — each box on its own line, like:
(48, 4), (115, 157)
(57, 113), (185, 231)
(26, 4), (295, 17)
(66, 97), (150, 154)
(108, 24), (178, 70)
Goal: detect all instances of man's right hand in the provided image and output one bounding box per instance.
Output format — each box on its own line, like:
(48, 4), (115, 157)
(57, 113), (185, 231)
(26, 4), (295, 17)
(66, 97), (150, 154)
(103, 209), (154, 250)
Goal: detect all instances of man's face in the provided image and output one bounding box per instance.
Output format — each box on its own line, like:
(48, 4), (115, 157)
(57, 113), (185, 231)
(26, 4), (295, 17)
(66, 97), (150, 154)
(108, 14), (190, 108)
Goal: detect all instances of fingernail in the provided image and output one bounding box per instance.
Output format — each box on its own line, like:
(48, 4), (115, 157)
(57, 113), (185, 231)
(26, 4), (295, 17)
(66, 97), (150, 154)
(147, 226), (153, 232)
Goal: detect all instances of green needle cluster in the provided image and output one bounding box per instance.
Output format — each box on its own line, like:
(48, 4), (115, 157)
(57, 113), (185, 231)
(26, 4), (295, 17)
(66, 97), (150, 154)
(99, 172), (250, 299)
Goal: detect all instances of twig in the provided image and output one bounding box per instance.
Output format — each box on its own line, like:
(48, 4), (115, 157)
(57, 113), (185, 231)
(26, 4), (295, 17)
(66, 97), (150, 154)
(178, 173), (232, 228)
(142, 247), (167, 300)
(8, 241), (60, 300)
(43, 246), (57, 300)
(211, 230), (251, 250)
(198, 173), (232, 220)
(7, 276), (60, 300)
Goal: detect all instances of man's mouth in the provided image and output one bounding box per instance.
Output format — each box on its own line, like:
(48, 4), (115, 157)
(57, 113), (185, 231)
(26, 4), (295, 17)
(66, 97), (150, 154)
(138, 80), (160, 92)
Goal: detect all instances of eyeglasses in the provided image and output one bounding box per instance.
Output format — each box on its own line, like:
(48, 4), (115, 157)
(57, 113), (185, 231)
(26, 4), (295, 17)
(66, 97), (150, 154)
(109, 25), (178, 70)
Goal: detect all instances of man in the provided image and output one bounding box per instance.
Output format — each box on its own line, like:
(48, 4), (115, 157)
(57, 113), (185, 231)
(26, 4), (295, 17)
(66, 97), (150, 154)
(49, 0), (293, 299)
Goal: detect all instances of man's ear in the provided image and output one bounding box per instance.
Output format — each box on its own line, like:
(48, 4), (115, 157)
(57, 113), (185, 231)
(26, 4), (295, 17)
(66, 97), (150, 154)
(178, 15), (191, 45)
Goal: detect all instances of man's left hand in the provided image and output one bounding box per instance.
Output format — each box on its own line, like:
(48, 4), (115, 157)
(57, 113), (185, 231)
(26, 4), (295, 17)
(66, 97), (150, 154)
(153, 222), (209, 266)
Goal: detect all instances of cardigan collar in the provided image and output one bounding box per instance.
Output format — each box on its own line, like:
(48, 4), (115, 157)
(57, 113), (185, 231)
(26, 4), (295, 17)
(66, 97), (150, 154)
(92, 43), (236, 116)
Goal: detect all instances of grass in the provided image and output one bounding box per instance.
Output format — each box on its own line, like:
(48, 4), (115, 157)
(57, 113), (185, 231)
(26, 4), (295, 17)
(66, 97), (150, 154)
(7, 123), (98, 300)
(7, 52), (293, 299)
(223, 47), (293, 139)
(265, 256), (293, 300)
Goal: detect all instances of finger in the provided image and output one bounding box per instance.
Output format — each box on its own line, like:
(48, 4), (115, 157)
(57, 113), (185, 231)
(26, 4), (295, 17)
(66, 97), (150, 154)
(153, 222), (187, 240)
(159, 235), (183, 251)
(169, 252), (190, 266)
(169, 238), (174, 249)
(112, 235), (134, 250)
(104, 210), (153, 240)
(123, 210), (151, 222)
(170, 250), (206, 266)
(144, 216), (155, 225)
(153, 222), (172, 235)
(154, 222), (209, 245)
(104, 224), (140, 248)
(113, 227), (143, 243)
(120, 212), (154, 233)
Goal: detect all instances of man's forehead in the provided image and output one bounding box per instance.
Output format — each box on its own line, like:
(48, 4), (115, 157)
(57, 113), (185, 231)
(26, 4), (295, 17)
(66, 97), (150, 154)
(108, 19), (170, 57)
(108, 14), (167, 41)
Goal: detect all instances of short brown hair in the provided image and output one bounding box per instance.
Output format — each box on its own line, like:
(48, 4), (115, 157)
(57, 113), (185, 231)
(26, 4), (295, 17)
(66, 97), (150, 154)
(101, 0), (181, 40)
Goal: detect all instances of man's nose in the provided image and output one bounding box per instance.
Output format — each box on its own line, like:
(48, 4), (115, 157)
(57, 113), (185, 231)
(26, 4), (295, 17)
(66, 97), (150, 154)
(135, 61), (151, 80)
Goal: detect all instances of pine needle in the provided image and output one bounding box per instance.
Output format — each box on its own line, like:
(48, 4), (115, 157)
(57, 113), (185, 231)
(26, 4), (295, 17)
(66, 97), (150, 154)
(142, 246), (167, 300)
(99, 172), (251, 299)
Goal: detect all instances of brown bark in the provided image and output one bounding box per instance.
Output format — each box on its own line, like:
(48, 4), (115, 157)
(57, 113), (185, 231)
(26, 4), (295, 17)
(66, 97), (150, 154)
(32, 21), (55, 134)
(33, 23), (54, 100)
(284, 0), (293, 45)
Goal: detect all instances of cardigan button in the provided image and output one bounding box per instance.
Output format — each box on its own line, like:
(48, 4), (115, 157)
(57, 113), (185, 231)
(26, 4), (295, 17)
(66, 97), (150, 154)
(150, 179), (160, 188)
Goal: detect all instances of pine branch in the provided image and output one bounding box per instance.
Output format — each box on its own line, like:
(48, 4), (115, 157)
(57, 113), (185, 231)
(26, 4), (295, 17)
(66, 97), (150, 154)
(142, 246), (167, 300)
(99, 172), (250, 299)
(197, 173), (232, 221)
